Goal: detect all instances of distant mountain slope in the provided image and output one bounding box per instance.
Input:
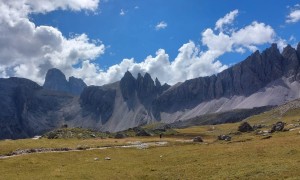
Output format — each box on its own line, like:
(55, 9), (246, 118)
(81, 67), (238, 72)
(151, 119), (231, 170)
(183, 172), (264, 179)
(1, 43), (300, 139)
(0, 77), (75, 139)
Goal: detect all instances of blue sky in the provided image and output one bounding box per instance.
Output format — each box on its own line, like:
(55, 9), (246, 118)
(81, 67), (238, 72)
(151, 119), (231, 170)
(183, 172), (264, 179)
(31, 0), (300, 67)
(1, 0), (300, 85)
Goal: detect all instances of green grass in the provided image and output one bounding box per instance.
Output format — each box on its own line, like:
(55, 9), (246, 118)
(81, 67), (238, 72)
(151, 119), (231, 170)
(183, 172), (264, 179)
(1, 105), (300, 179)
(1, 133), (300, 179)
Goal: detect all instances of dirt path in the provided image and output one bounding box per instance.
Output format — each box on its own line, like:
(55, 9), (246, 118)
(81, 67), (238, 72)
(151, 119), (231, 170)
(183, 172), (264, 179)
(0, 141), (168, 159)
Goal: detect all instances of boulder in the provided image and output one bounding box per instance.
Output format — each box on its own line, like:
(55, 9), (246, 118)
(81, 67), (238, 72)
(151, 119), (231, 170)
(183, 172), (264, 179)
(218, 135), (232, 141)
(114, 133), (126, 139)
(193, 136), (203, 142)
(271, 121), (285, 133)
(136, 130), (151, 136)
(238, 122), (253, 132)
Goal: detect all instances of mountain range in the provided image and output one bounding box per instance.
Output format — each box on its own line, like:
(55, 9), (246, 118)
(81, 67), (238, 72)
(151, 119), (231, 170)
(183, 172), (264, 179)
(0, 43), (300, 139)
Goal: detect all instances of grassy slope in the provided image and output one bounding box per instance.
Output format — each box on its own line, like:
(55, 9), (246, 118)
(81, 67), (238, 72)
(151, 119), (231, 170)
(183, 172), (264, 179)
(1, 100), (300, 179)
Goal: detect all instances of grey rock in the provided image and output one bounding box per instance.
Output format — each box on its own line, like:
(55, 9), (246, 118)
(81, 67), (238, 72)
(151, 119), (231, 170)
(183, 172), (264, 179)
(193, 136), (203, 142)
(135, 129), (151, 136)
(271, 121), (285, 133)
(0, 77), (74, 139)
(218, 135), (231, 141)
(297, 43), (300, 59)
(69, 76), (87, 95)
(238, 122), (253, 132)
(120, 71), (136, 101)
(43, 68), (69, 92)
(153, 43), (293, 113)
(80, 86), (116, 124)
(43, 68), (87, 95)
(114, 133), (126, 139)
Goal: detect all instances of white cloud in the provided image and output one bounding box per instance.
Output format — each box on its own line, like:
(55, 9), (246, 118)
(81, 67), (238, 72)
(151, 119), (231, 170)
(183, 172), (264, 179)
(286, 4), (300, 23)
(231, 21), (275, 48)
(0, 0), (104, 84)
(74, 42), (227, 85)
(215, 9), (239, 31)
(0, 6), (291, 87)
(134, 6), (139, 10)
(155, 21), (168, 30)
(120, 9), (125, 16)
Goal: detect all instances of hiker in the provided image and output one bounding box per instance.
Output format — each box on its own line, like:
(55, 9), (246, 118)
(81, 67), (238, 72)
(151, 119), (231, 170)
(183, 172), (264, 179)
(159, 134), (162, 139)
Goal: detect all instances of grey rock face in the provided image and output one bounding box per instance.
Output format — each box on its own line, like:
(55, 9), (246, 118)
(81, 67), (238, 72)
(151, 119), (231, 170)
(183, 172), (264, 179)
(43, 68), (87, 95)
(0, 77), (74, 139)
(80, 86), (116, 124)
(120, 71), (136, 100)
(69, 76), (87, 95)
(43, 68), (69, 92)
(153, 43), (300, 113)
(297, 43), (300, 61)
(120, 71), (170, 103)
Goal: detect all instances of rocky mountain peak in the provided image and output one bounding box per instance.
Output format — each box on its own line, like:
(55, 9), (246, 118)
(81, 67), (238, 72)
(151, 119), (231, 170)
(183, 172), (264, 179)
(297, 43), (300, 58)
(155, 77), (161, 88)
(282, 44), (296, 57)
(43, 68), (69, 92)
(43, 68), (86, 95)
(120, 71), (136, 100)
(282, 45), (299, 77)
(69, 76), (87, 95)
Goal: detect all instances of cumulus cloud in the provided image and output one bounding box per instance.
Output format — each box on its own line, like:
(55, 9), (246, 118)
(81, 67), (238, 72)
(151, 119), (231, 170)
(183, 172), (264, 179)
(74, 42), (227, 85)
(286, 4), (300, 23)
(0, 6), (290, 87)
(0, 0), (104, 84)
(155, 21), (168, 30)
(215, 9), (239, 31)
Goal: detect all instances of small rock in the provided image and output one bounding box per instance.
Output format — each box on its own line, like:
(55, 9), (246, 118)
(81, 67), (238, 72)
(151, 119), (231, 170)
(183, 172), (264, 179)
(32, 136), (41, 140)
(193, 136), (203, 142)
(94, 157), (99, 161)
(159, 155), (163, 158)
(255, 130), (263, 135)
(105, 157), (111, 160)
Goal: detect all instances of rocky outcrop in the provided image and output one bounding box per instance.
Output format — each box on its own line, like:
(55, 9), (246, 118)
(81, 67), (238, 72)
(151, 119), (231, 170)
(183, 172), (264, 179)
(43, 68), (87, 95)
(238, 122), (254, 132)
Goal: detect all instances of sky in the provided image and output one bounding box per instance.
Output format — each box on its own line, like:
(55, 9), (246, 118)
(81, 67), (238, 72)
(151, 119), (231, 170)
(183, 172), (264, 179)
(0, 0), (300, 86)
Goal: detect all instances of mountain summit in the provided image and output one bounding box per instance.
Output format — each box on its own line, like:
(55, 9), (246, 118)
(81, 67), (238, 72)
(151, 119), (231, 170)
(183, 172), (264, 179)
(43, 68), (87, 95)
